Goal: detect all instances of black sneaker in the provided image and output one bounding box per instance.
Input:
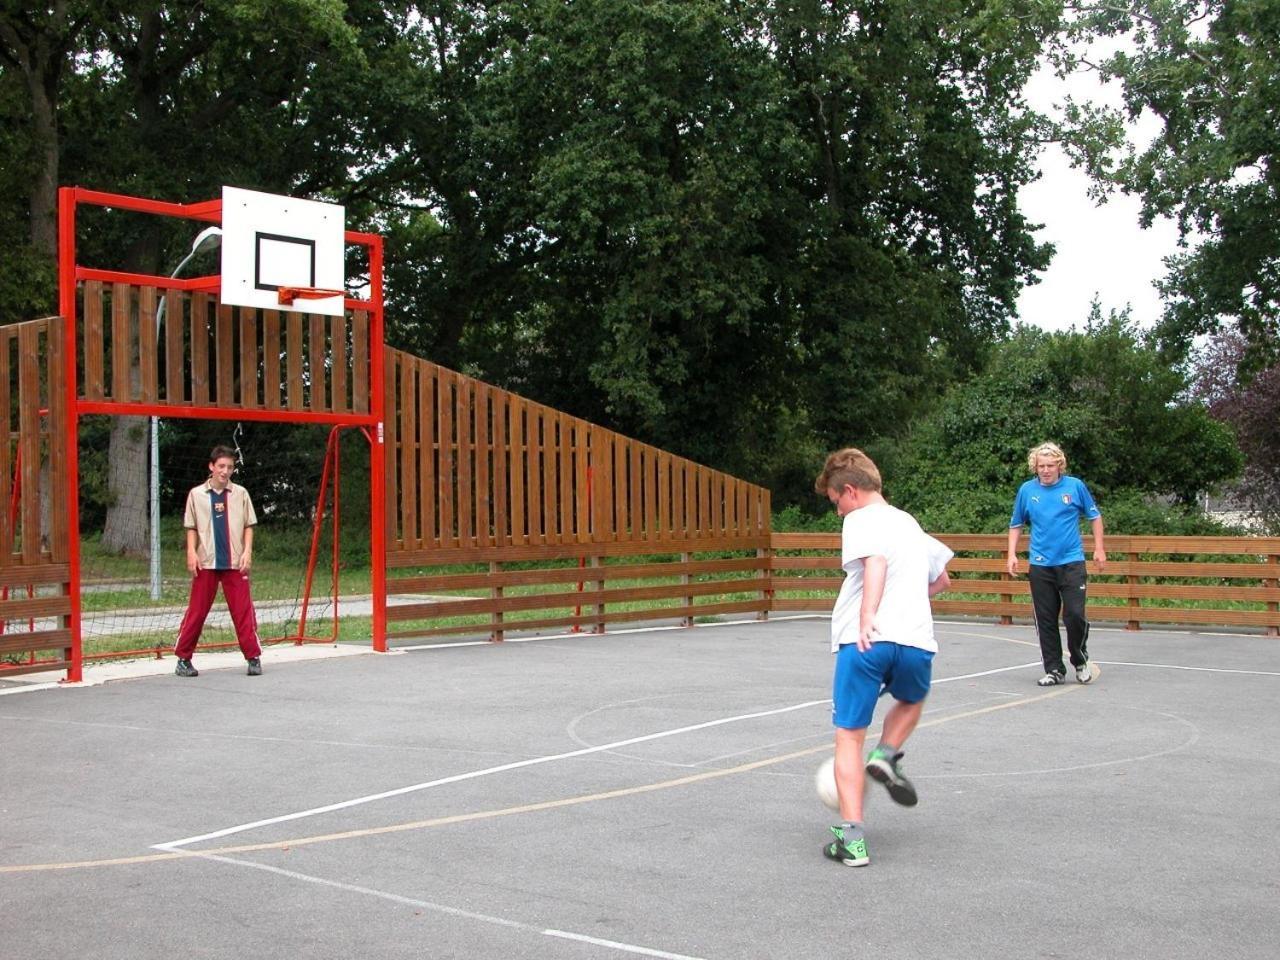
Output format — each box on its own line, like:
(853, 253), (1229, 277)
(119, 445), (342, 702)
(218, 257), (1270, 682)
(246, 657), (262, 676)
(865, 747), (918, 806)
(822, 826), (869, 867)
(175, 658), (199, 678)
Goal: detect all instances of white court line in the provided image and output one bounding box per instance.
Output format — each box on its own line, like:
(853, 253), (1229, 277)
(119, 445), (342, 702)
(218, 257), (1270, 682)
(152, 699), (829, 850)
(152, 659), (1041, 851)
(196, 852), (705, 960)
(1094, 660), (1280, 678)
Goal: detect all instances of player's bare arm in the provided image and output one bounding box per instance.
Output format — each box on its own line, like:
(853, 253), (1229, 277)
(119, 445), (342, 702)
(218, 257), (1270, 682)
(859, 555), (886, 650)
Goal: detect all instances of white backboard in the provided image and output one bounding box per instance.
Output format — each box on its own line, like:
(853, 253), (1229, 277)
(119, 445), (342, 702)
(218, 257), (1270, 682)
(220, 186), (346, 316)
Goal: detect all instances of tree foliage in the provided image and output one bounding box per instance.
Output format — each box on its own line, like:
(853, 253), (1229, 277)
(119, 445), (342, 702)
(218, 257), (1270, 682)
(369, 0), (1058, 490)
(880, 312), (1242, 532)
(1052, 1), (1280, 368)
(1192, 327), (1280, 532)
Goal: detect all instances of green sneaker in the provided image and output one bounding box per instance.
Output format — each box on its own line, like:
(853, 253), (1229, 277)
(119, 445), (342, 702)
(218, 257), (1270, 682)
(865, 747), (918, 807)
(822, 826), (869, 867)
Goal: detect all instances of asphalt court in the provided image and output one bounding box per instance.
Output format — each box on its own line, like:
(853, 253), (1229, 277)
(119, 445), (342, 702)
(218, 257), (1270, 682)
(2, 618), (1278, 959)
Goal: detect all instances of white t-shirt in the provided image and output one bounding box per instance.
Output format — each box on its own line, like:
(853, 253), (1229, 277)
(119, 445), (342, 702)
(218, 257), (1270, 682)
(830, 503), (953, 654)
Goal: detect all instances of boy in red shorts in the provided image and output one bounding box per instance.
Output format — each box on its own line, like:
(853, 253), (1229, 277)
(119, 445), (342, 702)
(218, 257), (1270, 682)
(173, 445), (262, 677)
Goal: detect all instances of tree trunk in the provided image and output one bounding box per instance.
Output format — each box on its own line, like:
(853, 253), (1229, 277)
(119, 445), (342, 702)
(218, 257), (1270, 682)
(100, 415), (150, 556)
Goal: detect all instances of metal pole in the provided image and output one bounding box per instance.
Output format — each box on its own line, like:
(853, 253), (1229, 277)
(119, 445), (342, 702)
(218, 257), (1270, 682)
(149, 231), (218, 600)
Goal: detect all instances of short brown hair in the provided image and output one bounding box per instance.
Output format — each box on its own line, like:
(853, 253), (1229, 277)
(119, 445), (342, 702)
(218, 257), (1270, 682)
(814, 447), (882, 495)
(208, 445), (237, 465)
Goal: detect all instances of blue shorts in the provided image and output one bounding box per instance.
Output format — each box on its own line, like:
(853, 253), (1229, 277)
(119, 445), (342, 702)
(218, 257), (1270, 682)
(832, 642), (934, 730)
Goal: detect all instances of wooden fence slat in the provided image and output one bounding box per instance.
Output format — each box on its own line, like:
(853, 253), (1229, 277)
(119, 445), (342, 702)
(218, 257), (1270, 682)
(399, 357), (418, 547)
(552, 412), (566, 542)
(510, 396), (526, 545)
(110, 283), (131, 401)
(573, 419), (588, 543)
(612, 431), (626, 542)
(418, 362), (436, 548)
(475, 382), (491, 547)
(19, 324), (41, 563)
(83, 281), (105, 400)
(309, 313), (328, 411)
(632, 442), (645, 542)
(331, 314), (348, 413)
(352, 311), (369, 413)
(383, 349), (401, 549)
(262, 309), (281, 409)
(190, 293), (210, 404)
(138, 287), (158, 402)
(657, 450), (670, 541)
(492, 390), (508, 547)
(548, 410), (561, 542)
(438, 368), (455, 545)
(216, 302), (235, 405)
(645, 451), (658, 540)
(239, 308), (259, 408)
(528, 407), (544, 543)
(286, 312), (304, 410)
(457, 377), (474, 546)
(163, 287), (185, 404)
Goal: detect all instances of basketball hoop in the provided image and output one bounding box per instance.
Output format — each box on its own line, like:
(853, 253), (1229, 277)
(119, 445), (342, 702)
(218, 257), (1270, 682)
(276, 286), (346, 307)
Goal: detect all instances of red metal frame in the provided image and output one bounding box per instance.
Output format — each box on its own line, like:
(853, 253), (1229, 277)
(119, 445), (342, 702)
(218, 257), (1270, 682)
(262, 424), (348, 646)
(54, 187), (388, 681)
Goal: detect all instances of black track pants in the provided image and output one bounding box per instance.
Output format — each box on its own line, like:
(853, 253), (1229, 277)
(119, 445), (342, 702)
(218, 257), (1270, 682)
(1027, 561), (1089, 676)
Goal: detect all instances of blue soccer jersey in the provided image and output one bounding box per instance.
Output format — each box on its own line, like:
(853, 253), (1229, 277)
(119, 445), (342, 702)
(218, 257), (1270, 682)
(1009, 476), (1101, 566)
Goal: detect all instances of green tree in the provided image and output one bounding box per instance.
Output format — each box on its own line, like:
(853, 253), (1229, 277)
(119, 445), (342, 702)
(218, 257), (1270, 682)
(1052, 1), (1280, 367)
(883, 313), (1242, 531)
(1192, 326), (1280, 532)
(372, 0), (1059, 491)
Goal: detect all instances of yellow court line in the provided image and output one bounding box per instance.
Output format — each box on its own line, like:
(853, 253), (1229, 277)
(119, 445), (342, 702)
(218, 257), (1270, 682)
(0, 685), (1079, 875)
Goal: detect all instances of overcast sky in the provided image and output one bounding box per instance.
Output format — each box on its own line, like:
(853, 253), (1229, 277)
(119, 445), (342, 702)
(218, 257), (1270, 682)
(1015, 63), (1182, 334)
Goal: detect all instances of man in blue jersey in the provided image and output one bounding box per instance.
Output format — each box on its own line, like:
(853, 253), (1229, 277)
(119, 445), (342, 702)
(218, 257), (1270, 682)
(1007, 442), (1106, 686)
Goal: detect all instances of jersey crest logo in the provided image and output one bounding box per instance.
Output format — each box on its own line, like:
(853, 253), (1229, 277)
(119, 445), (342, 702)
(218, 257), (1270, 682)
(214, 502), (226, 514)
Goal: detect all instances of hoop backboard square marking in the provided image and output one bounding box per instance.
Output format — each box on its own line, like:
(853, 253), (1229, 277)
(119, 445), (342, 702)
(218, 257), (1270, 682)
(255, 233), (316, 290)
(221, 186), (345, 316)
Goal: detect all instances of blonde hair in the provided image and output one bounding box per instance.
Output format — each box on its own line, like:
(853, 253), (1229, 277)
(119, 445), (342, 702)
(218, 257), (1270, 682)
(814, 447), (882, 495)
(1027, 442), (1067, 474)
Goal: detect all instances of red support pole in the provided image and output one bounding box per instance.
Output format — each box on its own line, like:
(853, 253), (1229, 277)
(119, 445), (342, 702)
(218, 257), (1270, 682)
(367, 235), (388, 653)
(59, 187), (83, 683)
(296, 426), (339, 641)
(330, 427), (341, 641)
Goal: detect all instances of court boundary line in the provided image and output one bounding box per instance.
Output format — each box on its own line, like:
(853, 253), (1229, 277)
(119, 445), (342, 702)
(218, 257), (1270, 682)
(2, 682), (1071, 876)
(151, 660), (1042, 851)
(195, 851), (708, 960)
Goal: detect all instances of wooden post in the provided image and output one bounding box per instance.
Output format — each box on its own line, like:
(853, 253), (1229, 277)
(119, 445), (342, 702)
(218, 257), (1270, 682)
(592, 555), (606, 634)
(999, 551), (1013, 626)
(1266, 552), (1278, 638)
(681, 551), (694, 627)
(490, 559), (504, 642)
(757, 544), (771, 621)
(1126, 551), (1141, 631)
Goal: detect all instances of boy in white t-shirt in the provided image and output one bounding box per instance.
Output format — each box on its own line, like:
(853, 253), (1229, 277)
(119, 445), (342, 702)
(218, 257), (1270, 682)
(814, 447), (953, 867)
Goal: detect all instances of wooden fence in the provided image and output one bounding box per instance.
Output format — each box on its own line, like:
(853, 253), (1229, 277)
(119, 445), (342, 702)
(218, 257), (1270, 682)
(770, 532), (1280, 635)
(77, 281), (370, 414)
(383, 349), (772, 641)
(1, 316), (72, 675)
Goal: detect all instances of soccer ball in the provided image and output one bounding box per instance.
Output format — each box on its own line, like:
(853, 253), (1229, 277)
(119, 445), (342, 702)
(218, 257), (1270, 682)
(815, 756), (839, 811)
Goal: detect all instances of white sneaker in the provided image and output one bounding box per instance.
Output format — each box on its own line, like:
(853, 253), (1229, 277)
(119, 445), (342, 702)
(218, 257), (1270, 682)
(1076, 662), (1093, 684)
